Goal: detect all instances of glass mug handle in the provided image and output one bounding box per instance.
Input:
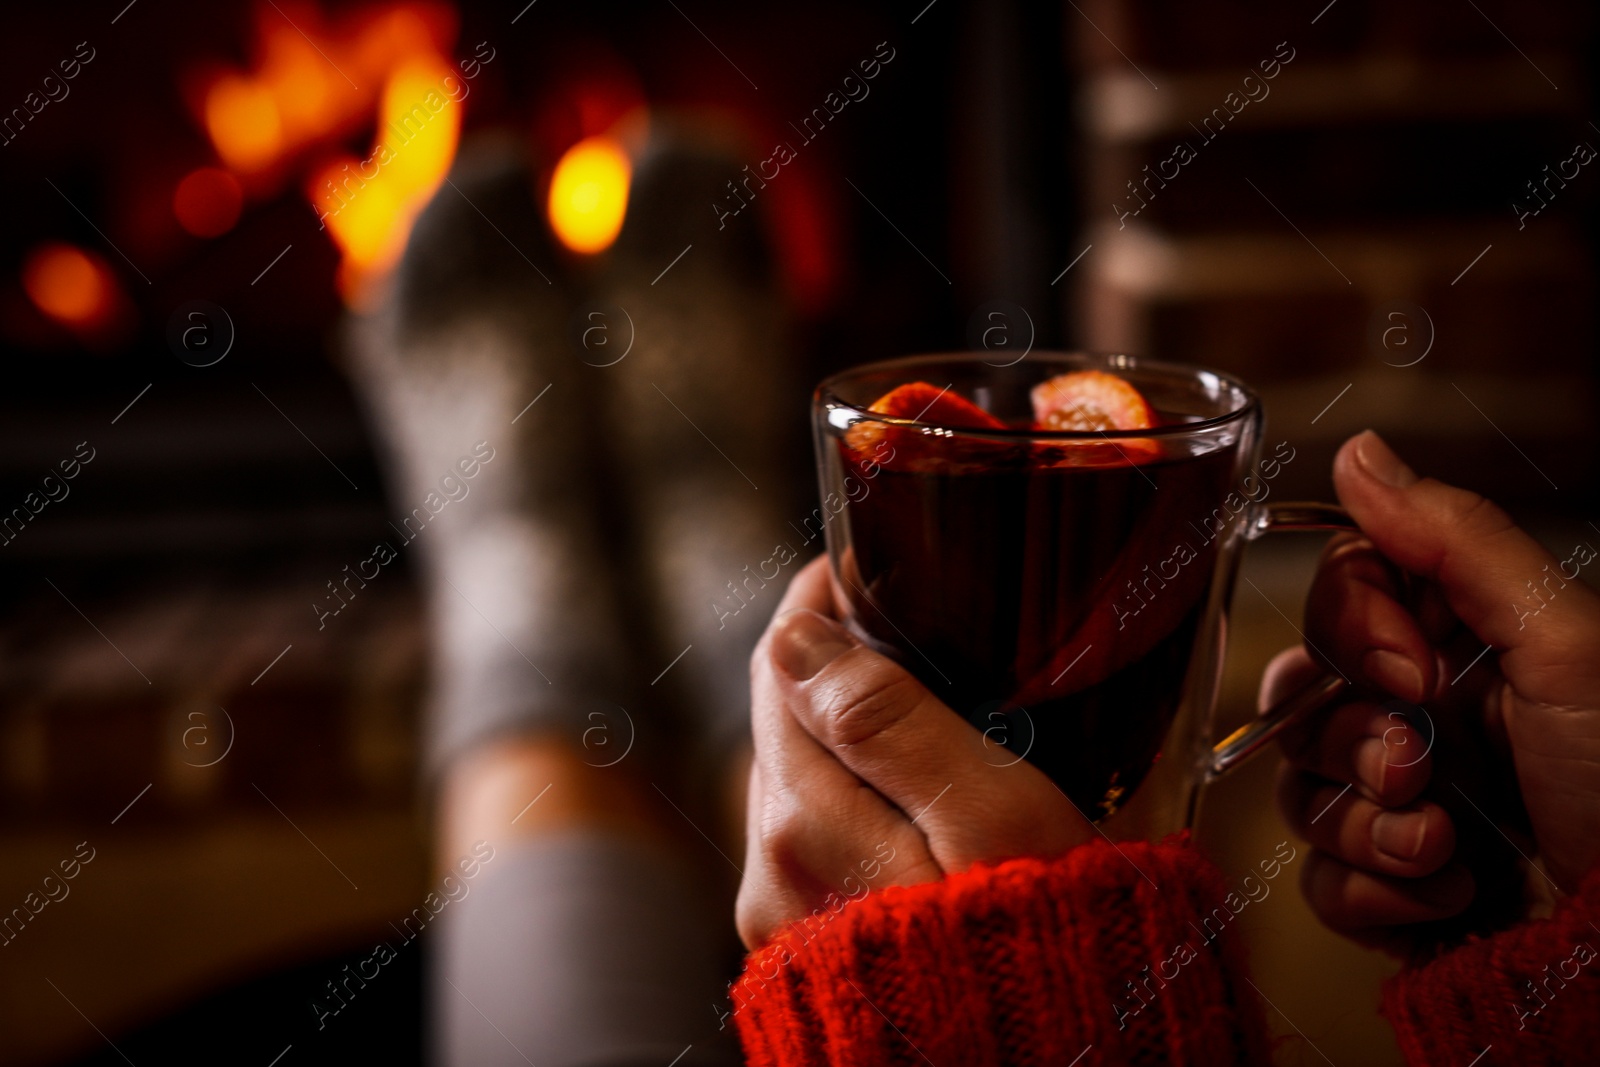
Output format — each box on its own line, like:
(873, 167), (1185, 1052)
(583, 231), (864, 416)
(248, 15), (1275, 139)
(1204, 501), (1359, 779)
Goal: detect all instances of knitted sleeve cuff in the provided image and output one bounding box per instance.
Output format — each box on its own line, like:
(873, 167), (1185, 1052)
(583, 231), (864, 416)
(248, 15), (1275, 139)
(1383, 864), (1600, 1065)
(732, 837), (1273, 1067)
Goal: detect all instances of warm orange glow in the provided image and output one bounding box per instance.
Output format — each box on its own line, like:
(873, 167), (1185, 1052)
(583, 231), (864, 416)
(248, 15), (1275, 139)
(548, 136), (631, 254)
(204, 74), (284, 172)
(378, 57), (460, 192)
(196, 4), (454, 174)
(351, 7), (449, 87)
(191, 3), (465, 304)
(22, 244), (114, 327)
(315, 156), (407, 284)
(259, 25), (337, 144)
(174, 167), (244, 237)
(312, 53), (462, 304)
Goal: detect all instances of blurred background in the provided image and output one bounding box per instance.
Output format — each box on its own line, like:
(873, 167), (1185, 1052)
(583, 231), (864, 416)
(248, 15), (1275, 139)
(0, 1), (1594, 1063)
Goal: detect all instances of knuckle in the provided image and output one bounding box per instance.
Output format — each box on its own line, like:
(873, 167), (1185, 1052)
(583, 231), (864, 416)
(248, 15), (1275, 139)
(824, 671), (923, 749)
(759, 803), (809, 874)
(1440, 485), (1514, 540)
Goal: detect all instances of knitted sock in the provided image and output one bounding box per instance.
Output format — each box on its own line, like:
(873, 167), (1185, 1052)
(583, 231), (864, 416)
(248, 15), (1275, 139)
(347, 138), (653, 779)
(588, 134), (805, 783)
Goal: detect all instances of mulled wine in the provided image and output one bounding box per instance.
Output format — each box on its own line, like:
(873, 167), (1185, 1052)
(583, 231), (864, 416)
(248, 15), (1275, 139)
(831, 402), (1242, 818)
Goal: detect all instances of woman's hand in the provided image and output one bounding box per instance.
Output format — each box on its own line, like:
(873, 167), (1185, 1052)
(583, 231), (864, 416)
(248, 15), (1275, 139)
(736, 557), (1089, 949)
(1268, 431), (1600, 952)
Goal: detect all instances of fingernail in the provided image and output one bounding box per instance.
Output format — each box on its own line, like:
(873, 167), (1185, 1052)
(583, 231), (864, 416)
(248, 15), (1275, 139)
(770, 611), (853, 681)
(1356, 737), (1388, 796)
(1372, 811), (1426, 861)
(1354, 431), (1418, 489)
(1363, 649), (1425, 702)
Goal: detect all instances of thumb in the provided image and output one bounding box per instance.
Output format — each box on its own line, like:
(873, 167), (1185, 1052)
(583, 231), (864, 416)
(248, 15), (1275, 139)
(767, 609), (1086, 872)
(1333, 431), (1600, 707)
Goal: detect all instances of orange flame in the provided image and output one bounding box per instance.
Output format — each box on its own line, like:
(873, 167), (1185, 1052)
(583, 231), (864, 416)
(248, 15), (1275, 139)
(310, 53), (462, 303)
(200, 4), (453, 175)
(194, 3), (459, 304)
(548, 135), (631, 255)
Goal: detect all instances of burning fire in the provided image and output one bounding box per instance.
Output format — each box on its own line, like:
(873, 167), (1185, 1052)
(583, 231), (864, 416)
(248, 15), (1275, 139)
(195, 2), (460, 304)
(199, 4), (454, 175)
(308, 53), (462, 302)
(187, 4), (650, 301)
(18, 2), (846, 354)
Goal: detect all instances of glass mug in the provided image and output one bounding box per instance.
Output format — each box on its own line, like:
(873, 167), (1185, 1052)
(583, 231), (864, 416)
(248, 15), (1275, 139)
(812, 352), (1351, 841)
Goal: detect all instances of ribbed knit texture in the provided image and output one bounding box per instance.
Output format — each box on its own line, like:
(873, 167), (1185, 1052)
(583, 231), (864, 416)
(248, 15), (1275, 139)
(733, 837), (1271, 1066)
(735, 839), (1600, 1066)
(1383, 865), (1600, 1066)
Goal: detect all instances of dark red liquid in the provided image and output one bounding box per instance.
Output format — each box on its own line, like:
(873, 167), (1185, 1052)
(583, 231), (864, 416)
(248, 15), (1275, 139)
(834, 434), (1241, 818)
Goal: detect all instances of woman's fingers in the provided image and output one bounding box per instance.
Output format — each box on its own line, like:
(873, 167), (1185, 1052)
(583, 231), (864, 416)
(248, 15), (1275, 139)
(1267, 642), (1462, 936)
(1302, 532), (1437, 704)
(1276, 689), (1434, 807)
(1266, 647), (1435, 806)
(735, 754), (936, 949)
(1333, 431), (1600, 709)
(742, 553), (1081, 950)
(1259, 647), (1323, 711)
(738, 558), (940, 949)
(1299, 849), (1475, 937)
(1276, 764), (1455, 878)
(766, 608), (1088, 874)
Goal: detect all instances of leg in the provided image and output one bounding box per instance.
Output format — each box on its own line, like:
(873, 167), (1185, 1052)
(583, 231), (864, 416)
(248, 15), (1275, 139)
(346, 139), (766, 1066)
(432, 736), (744, 1066)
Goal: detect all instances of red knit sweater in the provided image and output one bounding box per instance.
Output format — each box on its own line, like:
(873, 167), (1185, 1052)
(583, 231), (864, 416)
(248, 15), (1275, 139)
(732, 839), (1600, 1066)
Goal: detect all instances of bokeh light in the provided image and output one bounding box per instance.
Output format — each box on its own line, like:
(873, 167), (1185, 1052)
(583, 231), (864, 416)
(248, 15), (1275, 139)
(203, 74), (284, 172)
(547, 135), (631, 254)
(173, 167), (244, 237)
(22, 243), (115, 327)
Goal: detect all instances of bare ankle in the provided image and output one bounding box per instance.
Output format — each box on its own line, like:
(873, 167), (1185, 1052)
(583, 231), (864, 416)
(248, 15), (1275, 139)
(435, 734), (660, 873)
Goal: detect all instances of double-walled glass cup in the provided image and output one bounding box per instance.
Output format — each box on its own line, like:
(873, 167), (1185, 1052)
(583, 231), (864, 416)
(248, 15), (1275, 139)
(813, 352), (1350, 840)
